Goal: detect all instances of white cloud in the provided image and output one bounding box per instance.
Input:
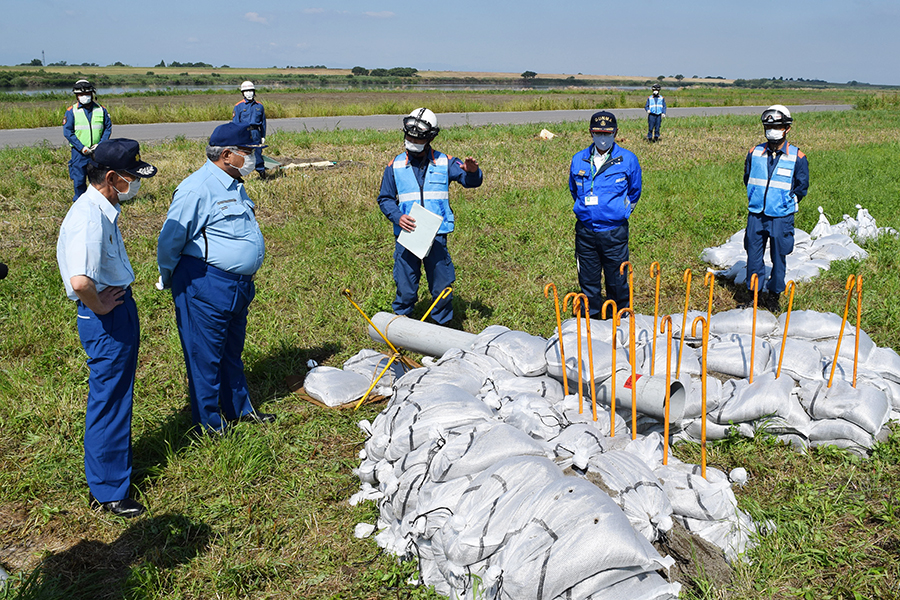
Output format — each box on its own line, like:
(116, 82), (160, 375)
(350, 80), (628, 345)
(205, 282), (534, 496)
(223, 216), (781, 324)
(364, 11), (394, 18)
(244, 12), (268, 25)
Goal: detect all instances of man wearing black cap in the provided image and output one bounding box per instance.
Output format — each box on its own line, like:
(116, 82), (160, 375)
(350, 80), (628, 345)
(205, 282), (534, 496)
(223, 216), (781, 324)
(57, 139), (157, 518)
(156, 122), (275, 435)
(62, 80), (112, 202)
(568, 111), (642, 317)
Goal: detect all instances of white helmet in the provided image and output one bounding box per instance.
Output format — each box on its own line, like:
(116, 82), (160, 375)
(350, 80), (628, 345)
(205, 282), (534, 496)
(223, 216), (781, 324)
(762, 104), (792, 126)
(240, 81), (256, 92)
(403, 108), (439, 140)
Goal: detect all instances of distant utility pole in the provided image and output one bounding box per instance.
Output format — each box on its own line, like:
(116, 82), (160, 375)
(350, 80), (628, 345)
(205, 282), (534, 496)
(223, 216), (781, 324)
(42, 50), (45, 66)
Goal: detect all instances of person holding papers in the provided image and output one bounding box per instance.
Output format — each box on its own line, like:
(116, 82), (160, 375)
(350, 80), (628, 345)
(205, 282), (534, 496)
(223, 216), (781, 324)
(376, 108), (483, 326)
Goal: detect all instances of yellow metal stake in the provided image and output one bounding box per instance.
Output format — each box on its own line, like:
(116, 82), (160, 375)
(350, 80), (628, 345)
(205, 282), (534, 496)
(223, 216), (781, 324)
(602, 299), (619, 436)
(563, 292), (583, 414)
(619, 261), (634, 310)
(776, 281), (796, 379)
(749, 274), (758, 384)
(660, 316), (674, 465)
(828, 275), (857, 388)
(691, 316), (710, 480)
(677, 269), (692, 378)
(618, 306), (637, 439)
(421, 286), (452, 322)
(544, 283), (569, 396)
(650, 262), (661, 376)
(575, 294), (598, 421)
(854, 276), (863, 388)
(704, 272), (715, 330)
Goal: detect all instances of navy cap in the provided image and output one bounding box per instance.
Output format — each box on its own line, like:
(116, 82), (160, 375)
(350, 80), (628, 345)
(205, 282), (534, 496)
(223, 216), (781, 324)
(91, 139), (157, 178)
(589, 111), (617, 133)
(209, 122), (267, 148)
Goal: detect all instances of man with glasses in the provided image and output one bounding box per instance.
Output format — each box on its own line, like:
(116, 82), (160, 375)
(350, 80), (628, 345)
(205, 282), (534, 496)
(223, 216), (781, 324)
(376, 108), (483, 326)
(57, 139), (157, 517)
(743, 104), (809, 312)
(157, 123), (275, 435)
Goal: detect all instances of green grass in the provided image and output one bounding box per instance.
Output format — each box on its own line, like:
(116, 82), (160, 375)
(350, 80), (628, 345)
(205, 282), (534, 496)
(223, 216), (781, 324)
(2, 109), (900, 599)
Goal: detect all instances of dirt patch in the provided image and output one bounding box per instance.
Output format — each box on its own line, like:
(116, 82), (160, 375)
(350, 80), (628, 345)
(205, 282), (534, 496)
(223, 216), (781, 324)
(0, 504), (79, 573)
(654, 521), (733, 590)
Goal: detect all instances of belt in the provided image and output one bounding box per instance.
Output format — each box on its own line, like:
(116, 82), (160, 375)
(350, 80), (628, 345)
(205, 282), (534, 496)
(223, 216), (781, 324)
(180, 255), (254, 282)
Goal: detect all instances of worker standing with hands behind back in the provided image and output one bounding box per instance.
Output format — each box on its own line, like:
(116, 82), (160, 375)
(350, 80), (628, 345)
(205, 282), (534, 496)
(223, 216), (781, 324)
(63, 80), (112, 201)
(644, 83), (666, 142)
(232, 81), (267, 177)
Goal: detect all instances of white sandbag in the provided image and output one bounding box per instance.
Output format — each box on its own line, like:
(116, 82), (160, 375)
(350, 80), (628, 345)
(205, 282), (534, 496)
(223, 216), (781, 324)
(769, 337), (825, 382)
(753, 390), (812, 437)
(809, 206), (833, 239)
(712, 372), (794, 424)
(586, 450), (674, 542)
(668, 310), (709, 341)
(646, 338), (701, 378)
(683, 418), (754, 441)
(343, 349), (406, 388)
(798, 379), (889, 435)
(784, 263), (823, 283)
(548, 423), (616, 469)
(654, 464), (738, 522)
(700, 241), (744, 267)
(810, 242), (864, 262)
(814, 328), (876, 365)
(498, 392), (567, 440)
(865, 346), (900, 383)
(545, 329), (632, 385)
(394, 365), (484, 397)
(303, 366), (373, 407)
(710, 308), (779, 337)
(553, 568), (681, 600)
(479, 370), (565, 410)
(681, 375), (725, 420)
(469, 325), (549, 377)
(777, 310), (845, 340)
(807, 418), (875, 449)
(559, 393), (631, 438)
(434, 348), (508, 381)
(706, 333), (773, 378)
(430, 422), (547, 483)
(674, 509), (758, 563)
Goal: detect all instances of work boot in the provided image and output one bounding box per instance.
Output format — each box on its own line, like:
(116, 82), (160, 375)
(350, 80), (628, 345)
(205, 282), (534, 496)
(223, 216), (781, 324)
(763, 292), (781, 313)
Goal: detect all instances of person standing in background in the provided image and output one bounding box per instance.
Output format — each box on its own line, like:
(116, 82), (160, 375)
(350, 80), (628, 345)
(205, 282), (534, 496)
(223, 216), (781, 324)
(232, 81), (267, 177)
(644, 83), (666, 142)
(63, 80), (112, 201)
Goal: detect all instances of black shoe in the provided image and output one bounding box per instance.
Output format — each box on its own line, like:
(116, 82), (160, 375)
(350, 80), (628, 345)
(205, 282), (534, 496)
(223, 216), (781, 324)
(763, 292), (781, 313)
(237, 411), (276, 424)
(89, 493), (145, 518)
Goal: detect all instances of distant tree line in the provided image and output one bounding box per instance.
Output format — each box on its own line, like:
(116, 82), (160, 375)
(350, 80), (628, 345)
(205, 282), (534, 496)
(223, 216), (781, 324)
(349, 66), (418, 77)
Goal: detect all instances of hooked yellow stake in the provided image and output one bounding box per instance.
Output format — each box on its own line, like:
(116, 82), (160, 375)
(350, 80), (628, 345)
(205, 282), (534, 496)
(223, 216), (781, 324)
(854, 276), (863, 388)
(618, 306), (638, 439)
(421, 286), (452, 322)
(342, 288), (401, 356)
(828, 274), (857, 388)
(677, 269), (692, 378)
(563, 292), (583, 414)
(619, 261), (634, 310)
(354, 353), (401, 410)
(749, 274), (759, 384)
(575, 294), (598, 422)
(544, 283), (569, 397)
(650, 262), (661, 376)
(776, 281), (797, 379)
(660, 316), (674, 465)
(691, 315), (710, 480)
(704, 272), (715, 329)
(602, 299), (619, 436)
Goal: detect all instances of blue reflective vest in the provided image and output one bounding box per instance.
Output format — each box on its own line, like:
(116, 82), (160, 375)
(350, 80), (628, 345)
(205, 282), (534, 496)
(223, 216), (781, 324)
(646, 96), (666, 115)
(391, 150), (453, 235)
(747, 142), (799, 217)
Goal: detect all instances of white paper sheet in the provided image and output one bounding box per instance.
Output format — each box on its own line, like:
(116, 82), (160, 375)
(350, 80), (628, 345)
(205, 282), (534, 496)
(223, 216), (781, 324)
(397, 203), (443, 259)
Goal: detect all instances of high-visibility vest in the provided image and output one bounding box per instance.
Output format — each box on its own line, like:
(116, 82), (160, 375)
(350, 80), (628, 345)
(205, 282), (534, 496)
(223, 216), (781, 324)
(391, 150), (453, 236)
(747, 142), (799, 217)
(647, 96), (665, 114)
(72, 104), (105, 147)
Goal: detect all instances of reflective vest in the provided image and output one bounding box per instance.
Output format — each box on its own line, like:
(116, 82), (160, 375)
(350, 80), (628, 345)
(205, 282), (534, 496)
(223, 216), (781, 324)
(72, 104), (105, 148)
(647, 96), (665, 114)
(392, 150), (453, 236)
(747, 142), (799, 217)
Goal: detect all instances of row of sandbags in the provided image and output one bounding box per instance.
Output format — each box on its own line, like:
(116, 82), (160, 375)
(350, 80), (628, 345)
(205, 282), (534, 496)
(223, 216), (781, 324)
(350, 344), (766, 600)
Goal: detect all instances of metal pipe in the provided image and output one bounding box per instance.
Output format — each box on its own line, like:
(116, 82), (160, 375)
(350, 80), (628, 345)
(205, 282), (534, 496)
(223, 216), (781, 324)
(776, 280), (796, 379)
(677, 269), (692, 378)
(691, 316), (710, 479)
(650, 262), (661, 376)
(827, 275), (857, 388)
(367, 312), (476, 357)
(544, 283), (569, 396)
(602, 299), (619, 435)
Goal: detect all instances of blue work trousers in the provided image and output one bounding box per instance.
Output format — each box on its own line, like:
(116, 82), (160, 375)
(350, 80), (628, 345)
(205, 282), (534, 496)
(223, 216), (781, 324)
(171, 256), (255, 432)
(69, 149), (90, 202)
(392, 234), (455, 325)
(647, 114), (662, 140)
(249, 128), (265, 173)
(77, 289), (139, 502)
(744, 212), (794, 294)
(575, 220), (630, 318)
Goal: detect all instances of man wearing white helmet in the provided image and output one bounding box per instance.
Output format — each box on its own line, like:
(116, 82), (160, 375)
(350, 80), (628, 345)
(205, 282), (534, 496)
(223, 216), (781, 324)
(376, 108), (483, 325)
(62, 80), (112, 201)
(232, 81), (267, 177)
(743, 104), (809, 312)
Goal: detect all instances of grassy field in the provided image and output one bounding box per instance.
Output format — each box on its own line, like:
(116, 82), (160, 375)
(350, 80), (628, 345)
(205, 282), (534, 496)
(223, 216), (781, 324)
(1, 109), (900, 599)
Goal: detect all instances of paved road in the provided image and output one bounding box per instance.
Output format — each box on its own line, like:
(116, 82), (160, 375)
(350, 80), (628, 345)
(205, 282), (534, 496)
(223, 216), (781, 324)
(0, 104), (852, 149)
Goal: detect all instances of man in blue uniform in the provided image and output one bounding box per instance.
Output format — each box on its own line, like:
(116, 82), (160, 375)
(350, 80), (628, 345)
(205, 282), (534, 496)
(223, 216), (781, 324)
(232, 81), (267, 177)
(569, 111), (642, 317)
(744, 104), (809, 312)
(644, 83), (667, 142)
(157, 122), (275, 435)
(377, 108), (483, 325)
(57, 139), (157, 518)
(62, 80), (112, 201)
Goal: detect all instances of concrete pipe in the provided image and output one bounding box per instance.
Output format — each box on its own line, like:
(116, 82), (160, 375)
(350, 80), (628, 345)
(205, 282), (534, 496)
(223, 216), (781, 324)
(594, 369), (686, 423)
(367, 312), (477, 358)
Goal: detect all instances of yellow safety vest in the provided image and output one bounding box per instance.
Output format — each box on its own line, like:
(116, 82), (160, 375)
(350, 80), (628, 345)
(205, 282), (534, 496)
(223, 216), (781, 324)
(72, 104), (105, 147)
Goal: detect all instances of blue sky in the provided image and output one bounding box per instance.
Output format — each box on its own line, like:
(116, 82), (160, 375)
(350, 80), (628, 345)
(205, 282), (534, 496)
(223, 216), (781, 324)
(3, 0), (898, 85)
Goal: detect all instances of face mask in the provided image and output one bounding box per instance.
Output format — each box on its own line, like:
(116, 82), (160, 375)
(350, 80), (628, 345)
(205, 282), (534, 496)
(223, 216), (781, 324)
(592, 134), (615, 152)
(243, 91), (254, 101)
(653, 91), (659, 96)
(405, 139), (426, 153)
(230, 150), (256, 177)
(78, 94), (92, 105)
(765, 127), (785, 142)
(115, 174), (141, 202)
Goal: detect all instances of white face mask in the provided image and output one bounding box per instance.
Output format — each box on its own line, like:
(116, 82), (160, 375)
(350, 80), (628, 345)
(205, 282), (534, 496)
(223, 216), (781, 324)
(592, 134), (615, 152)
(243, 91), (254, 101)
(230, 150), (256, 177)
(405, 139), (426, 154)
(764, 127), (786, 142)
(115, 174), (141, 202)
(78, 94), (92, 105)
(653, 91), (659, 96)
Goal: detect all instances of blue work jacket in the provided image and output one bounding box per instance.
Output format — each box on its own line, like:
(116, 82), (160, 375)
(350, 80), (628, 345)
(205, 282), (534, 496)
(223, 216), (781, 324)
(232, 100), (266, 139)
(569, 144), (642, 232)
